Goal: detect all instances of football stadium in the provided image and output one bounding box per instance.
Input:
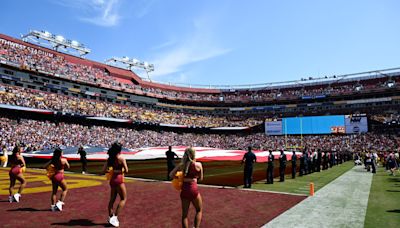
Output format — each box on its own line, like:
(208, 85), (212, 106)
(0, 1), (400, 227)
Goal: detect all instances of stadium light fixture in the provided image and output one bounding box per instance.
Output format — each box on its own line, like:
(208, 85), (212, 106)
(105, 56), (155, 81)
(43, 31), (51, 38)
(387, 81), (395, 88)
(55, 35), (65, 43)
(355, 85), (363, 91)
(71, 40), (80, 47)
(21, 30), (91, 57)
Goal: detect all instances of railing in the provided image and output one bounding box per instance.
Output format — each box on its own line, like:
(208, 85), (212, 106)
(140, 67), (400, 91)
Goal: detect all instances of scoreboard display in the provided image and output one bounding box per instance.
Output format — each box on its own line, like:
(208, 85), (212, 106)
(345, 114), (368, 133)
(330, 126), (346, 134)
(265, 114), (368, 135)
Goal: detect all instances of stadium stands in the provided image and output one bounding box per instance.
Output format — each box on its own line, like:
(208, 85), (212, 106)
(1, 33), (399, 106)
(0, 32), (399, 142)
(0, 117), (398, 152)
(0, 83), (262, 127)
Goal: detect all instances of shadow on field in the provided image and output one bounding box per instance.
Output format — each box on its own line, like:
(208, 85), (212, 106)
(51, 219), (109, 227)
(386, 190), (400, 192)
(352, 168), (369, 172)
(386, 209), (400, 213)
(8, 207), (49, 212)
(387, 178), (400, 182)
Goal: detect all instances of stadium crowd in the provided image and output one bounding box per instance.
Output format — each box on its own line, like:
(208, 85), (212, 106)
(370, 114), (400, 124)
(0, 83), (262, 127)
(0, 117), (398, 153)
(1, 41), (398, 103)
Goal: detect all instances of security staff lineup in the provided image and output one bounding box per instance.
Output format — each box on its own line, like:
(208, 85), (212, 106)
(241, 147), (352, 187)
(164, 146), (352, 187)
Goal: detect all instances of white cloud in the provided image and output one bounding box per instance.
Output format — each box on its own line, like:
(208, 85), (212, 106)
(55, 0), (121, 27)
(149, 16), (231, 81)
(151, 45), (230, 78)
(81, 0), (121, 26)
(150, 40), (176, 51)
(133, 0), (156, 18)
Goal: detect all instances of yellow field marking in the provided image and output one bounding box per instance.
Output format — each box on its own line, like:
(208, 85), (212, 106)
(22, 168), (133, 182)
(0, 168), (131, 195)
(24, 168), (106, 180)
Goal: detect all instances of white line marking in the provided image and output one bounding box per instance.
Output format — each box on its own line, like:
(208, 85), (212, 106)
(262, 166), (373, 228)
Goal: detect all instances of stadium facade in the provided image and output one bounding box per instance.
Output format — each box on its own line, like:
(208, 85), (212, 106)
(0, 32), (399, 134)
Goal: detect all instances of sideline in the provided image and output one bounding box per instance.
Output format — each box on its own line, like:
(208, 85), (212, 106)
(263, 165), (373, 228)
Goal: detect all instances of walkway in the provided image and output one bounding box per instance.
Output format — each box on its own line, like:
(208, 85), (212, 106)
(263, 165), (373, 228)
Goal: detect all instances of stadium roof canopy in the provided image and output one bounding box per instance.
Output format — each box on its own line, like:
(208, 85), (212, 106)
(21, 30), (90, 57)
(4, 31), (400, 92)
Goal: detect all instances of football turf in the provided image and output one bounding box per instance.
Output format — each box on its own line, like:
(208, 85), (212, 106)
(364, 167), (400, 228)
(251, 161), (354, 194)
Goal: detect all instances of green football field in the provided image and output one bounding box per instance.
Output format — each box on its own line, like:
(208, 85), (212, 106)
(365, 167), (400, 228)
(251, 162), (354, 194)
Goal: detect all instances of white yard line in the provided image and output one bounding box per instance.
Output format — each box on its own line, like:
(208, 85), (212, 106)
(263, 166), (373, 228)
(238, 187), (308, 196)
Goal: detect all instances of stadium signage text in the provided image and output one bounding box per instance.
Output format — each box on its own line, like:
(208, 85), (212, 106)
(0, 38), (54, 57)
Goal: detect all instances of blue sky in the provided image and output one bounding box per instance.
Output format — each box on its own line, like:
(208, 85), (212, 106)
(1, 0), (400, 86)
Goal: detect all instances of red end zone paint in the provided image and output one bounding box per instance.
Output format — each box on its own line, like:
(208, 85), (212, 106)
(0, 175), (306, 227)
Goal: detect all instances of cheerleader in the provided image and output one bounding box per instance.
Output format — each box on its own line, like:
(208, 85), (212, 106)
(1, 145), (8, 167)
(103, 142), (128, 227)
(169, 147), (203, 228)
(8, 145), (26, 203)
(44, 148), (70, 211)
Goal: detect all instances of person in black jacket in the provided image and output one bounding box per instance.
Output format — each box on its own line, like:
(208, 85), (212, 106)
(77, 146), (87, 174)
(279, 150), (287, 182)
(323, 151), (329, 170)
(291, 150), (297, 179)
(266, 150), (274, 184)
(307, 151), (313, 174)
(371, 151), (377, 174)
(299, 151), (306, 176)
(165, 146), (179, 181)
(304, 150), (309, 175)
(242, 146), (257, 188)
(338, 152), (343, 164)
